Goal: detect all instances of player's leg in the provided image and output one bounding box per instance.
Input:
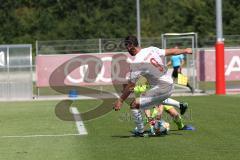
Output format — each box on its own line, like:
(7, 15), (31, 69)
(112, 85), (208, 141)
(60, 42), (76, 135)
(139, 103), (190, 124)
(172, 67), (179, 81)
(130, 83), (171, 136)
(186, 82), (194, 93)
(176, 66), (194, 94)
(131, 83), (149, 136)
(162, 98), (188, 115)
(140, 105), (168, 135)
(164, 105), (195, 130)
(122, 83), (128, 92)
(134, 83), (188, 115)
(139, 84), (173, 110)
(139, 79), (187, 114)
(144, 109), (151, 120)
(134, 84), (187, 120)
(131, 82), (186, 135)
(152, 105), (164, 120)
(130, 100), (145, 136)
(164, 105), (184, 130)
(131, 97), (172, 136)
(142, 108), (156, 135)
(137, 84), (185, 121)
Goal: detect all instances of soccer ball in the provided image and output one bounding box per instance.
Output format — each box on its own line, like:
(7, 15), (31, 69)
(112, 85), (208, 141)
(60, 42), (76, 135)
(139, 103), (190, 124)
(154, 120), (170, 135)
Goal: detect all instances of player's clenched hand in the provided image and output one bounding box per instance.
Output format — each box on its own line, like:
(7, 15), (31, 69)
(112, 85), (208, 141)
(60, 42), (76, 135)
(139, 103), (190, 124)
(113, 99), (123, 111)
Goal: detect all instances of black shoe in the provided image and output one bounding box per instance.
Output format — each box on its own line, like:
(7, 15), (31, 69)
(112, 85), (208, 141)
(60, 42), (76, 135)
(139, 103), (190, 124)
(187, 83), (194, 94)
(180, 102), (188, 115)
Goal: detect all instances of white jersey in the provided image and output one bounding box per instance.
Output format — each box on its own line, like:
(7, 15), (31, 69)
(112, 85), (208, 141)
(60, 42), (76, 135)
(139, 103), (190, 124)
(129, 46), (173, 86)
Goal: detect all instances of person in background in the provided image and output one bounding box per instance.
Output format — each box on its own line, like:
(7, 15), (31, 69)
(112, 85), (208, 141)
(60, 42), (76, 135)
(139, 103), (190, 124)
(167, 45), (194, 93)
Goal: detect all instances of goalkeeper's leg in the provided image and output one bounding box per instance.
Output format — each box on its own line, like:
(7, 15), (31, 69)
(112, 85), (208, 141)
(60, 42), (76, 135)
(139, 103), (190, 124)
(151, 105), (163, 120)
(164, 105), (184, 130)
(162, 98), (188, 115)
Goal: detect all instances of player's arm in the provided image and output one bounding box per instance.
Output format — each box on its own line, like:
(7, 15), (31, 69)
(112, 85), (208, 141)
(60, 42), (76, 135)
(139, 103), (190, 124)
(166, 60), (172, 67)
(122, 83), (128, 92)
(179, 56), (185, 73)
(165, 48), (192, 56)
(120, 81), (135, 101)
(181, 58), (185, 66)
(114, 81), (135, 111)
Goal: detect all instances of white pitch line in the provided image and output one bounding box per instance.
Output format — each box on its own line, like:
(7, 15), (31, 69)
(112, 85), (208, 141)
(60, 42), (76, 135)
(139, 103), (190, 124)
(1, 133), (80, 138)
(1, 108), (88, 139)
(70, 107), (88, 135)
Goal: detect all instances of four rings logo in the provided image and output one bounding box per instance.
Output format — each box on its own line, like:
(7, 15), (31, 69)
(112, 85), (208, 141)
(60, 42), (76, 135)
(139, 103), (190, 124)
(44, 53), (134, 121)
(63, 54), (134, 85)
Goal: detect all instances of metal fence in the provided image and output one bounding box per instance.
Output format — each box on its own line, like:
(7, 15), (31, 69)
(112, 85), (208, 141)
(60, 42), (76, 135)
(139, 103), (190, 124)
(36, 37), (163, 55)
(36, 35), (240, 55)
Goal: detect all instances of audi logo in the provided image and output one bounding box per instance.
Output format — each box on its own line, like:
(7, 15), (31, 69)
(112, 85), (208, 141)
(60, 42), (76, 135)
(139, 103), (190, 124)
(63, 55), (134, 84)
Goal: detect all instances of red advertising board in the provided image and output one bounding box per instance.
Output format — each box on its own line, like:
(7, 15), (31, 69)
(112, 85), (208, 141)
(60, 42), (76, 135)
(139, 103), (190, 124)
(36, 53), (133, 87)
(36, 48), (240, 87)
(197, 48), (240, 81)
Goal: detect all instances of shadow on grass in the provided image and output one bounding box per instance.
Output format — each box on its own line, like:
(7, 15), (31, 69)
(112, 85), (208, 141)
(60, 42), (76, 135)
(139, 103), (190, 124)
(111, 130), (183, 138)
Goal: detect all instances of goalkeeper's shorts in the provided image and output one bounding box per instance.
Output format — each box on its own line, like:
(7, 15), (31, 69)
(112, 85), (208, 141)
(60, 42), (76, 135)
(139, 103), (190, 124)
(163, 105), (173, 111)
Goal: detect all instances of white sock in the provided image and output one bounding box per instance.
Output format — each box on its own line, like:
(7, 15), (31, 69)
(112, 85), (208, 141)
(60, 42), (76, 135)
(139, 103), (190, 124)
(131, 109), (144, 133)
(162, 98), (180, 109)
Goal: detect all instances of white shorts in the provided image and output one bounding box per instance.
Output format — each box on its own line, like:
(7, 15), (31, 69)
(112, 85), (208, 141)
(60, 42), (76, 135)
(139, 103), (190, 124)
(139, 83), (174, 110)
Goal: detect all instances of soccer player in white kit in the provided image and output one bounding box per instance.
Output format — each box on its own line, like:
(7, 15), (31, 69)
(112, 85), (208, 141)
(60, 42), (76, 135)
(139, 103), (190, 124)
(113, 35), (192, 136)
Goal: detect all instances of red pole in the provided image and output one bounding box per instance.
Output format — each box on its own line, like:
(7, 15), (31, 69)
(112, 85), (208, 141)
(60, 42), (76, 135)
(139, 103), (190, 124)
(215, 41), (226, 95)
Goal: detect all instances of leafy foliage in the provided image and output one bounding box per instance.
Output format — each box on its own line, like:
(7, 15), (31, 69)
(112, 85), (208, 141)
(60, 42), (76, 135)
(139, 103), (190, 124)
(0, 0), (239, 44)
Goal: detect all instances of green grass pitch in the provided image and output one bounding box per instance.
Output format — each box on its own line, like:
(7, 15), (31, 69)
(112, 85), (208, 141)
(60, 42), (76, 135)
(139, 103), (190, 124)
(0, 95), (240, 160)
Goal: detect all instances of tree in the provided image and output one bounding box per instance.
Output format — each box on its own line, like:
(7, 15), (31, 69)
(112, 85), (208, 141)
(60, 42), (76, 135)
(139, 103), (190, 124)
(0, 0), (239, 47)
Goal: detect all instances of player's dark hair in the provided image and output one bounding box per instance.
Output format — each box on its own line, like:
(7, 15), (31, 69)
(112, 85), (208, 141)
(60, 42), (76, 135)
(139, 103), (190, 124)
(124, 35), (139, 47)
(174, 43), (181, 48)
